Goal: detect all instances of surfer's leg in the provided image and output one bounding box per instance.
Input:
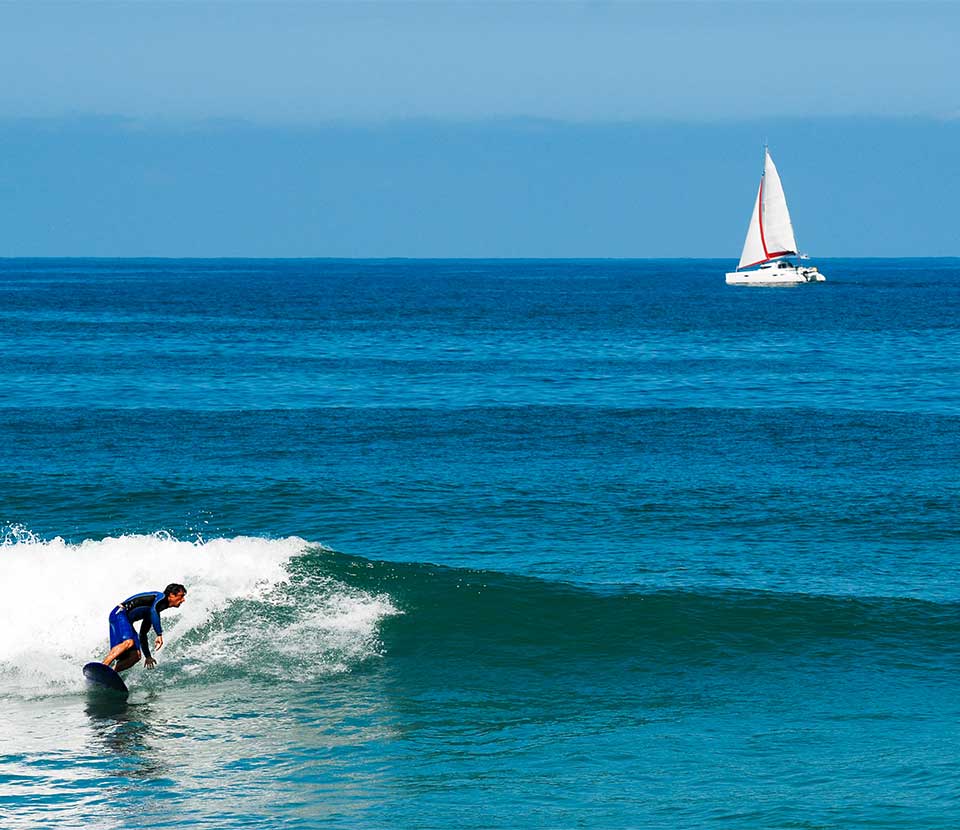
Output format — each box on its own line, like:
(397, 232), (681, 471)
(104, 609), (138, 667)
(114, 649), (142, 673)
(102, 638), (135, 667)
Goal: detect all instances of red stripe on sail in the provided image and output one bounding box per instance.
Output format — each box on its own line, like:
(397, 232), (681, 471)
(758, 174), (769, 259)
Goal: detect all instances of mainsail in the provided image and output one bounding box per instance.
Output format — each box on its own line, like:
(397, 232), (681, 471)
(737, 149), (799, 270)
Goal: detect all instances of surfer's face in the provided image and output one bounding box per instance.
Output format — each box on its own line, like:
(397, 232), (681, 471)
(167, 591), (187, 608)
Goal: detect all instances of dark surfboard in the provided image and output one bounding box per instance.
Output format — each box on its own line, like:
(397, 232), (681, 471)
(82, 662), (129, 697)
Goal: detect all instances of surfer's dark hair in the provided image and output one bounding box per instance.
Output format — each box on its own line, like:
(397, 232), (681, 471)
(164, 583), (187, 597)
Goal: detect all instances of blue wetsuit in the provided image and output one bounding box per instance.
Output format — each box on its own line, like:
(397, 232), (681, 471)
(108, 591), (169, 659)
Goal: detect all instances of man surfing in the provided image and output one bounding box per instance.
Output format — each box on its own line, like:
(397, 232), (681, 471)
(101, 583), (187, 672)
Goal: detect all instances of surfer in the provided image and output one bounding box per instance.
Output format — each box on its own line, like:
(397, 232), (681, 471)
(101, 584), (188, 672)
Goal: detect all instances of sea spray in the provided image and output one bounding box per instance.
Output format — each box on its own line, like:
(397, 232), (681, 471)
(176, 566), (399, 683)
(0, 531), (397, 697)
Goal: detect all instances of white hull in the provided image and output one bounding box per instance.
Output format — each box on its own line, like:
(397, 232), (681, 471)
(725, 262), (825, 286)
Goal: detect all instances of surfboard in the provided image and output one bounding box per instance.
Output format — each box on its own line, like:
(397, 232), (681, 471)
(82, 662), (129, 697)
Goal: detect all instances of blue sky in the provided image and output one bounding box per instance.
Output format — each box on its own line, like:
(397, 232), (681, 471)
(0, 1), (957, 257)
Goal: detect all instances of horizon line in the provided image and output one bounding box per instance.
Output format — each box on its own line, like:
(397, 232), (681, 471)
(2, 255), (959, 263)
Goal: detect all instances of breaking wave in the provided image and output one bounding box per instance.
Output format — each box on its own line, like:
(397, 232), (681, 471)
(2, 528), (956, 700)
(0, 530), (397, 698)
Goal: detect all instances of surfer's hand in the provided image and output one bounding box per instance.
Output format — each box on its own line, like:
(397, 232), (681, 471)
(145, 657), (157, 669)
(155, 636), (164, 651)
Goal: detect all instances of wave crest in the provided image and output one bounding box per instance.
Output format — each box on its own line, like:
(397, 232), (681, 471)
(0, 531), (397, 698)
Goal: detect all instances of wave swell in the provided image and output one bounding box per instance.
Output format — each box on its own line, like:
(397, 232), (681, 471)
(312, 549), (960, 671)
(2, 531), (955, 699)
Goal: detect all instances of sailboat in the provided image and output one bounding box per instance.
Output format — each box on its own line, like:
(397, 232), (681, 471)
(726, 147), (825, 285)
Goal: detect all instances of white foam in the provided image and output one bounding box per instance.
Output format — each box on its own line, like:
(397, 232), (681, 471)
(181, 578), (398, 680)
(0, 531), (396, 698)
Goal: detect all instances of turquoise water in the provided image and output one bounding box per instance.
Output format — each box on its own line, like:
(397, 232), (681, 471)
(1, 258), (958, 828)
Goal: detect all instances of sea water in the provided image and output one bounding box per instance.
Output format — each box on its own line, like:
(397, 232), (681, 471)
(0, 258), (958, 829)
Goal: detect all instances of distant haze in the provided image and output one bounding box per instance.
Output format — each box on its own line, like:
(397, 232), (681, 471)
(2, 2), (957, 124)
(0, 2), (956, 257)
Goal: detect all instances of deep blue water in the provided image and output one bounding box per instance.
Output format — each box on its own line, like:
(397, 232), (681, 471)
(1, 258), (958, 829)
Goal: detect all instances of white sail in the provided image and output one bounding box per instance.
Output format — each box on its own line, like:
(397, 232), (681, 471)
(736, 149), (799, 270)
(760, 150), (798, 259)
(737, 183), (765, 270)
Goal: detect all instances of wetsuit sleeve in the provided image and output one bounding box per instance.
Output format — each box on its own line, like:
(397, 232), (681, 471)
(139, 618), (152, 659)
(151, 594), (164, 636)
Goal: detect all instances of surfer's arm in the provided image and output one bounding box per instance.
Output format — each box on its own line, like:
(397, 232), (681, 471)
(139, 619), (158, 668)
(149, 595), (165, 655)
(150, 597), (164, 639)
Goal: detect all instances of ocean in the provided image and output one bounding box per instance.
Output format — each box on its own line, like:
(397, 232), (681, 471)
(1, 258), (958, 829)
